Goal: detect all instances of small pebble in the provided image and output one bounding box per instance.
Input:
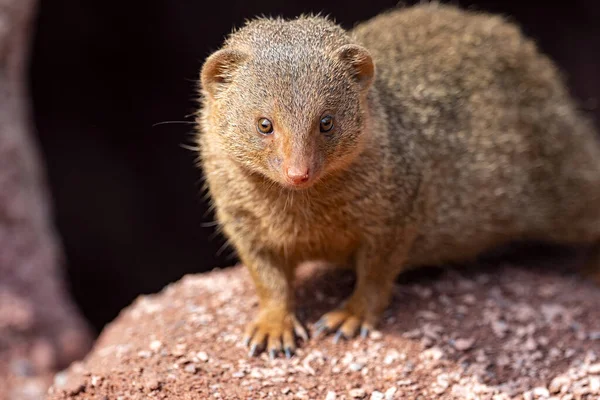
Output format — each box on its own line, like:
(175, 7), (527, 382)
(589, 331), (600, 340)
(456, 305), (468, 315)
(383, 350), (403, 365)
(497, 353), (510, 367)
(137, 350), (151, 358)
(491, 320), (508, 338)
(452, 338), (475, 351)
(421, 347), (444, 361)
(184, 363), (197, 374)
(90, 375), (103, 387)
(197, 351), (209, 362)
(349, 388), (366, 398)
(590, 376), (600, 392)
(370, 331), (383, 340)
(548, 348), (562, 359)
(524, 337), (537, 351)
(349, 362), (365, 372)
(417, 311), (439, 320)
(53, 371), (69, 388)
(149, 340), (162, 351)
(144, 377), (162, 391)
(325, 391), (337, 400)
(370, 391), (384, 400)
(414, 286), (432, 298)
(385, 387), (397, 400)
(462, 294), (476, 304)
(532, 387), (550, 397)
(402, 329), (422, 339)
(588, 363), (600, 374)
(549, 376), (570, 393)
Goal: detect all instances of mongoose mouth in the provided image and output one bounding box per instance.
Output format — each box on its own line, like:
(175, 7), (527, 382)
(280, 176), (316, 190)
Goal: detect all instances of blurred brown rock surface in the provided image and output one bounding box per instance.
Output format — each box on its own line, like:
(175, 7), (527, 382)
(0, 0), (92, 398)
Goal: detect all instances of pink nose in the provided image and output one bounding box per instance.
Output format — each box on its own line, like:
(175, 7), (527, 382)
(286, 166), (310, 185)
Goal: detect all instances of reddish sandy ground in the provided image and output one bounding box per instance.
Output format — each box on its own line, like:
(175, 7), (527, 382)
(46, 257), (600, 400)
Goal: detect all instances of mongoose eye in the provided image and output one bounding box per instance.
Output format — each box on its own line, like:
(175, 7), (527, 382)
(320, 115), (334, 133)
(257, 118), (274, 135)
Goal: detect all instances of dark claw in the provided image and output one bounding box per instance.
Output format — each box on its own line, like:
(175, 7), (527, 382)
(269, 349), (277, 360)
(315, 324), (329, 337)
(284, 347), (293, 359)
(248, 344), (259, 357)
(360, 326), (370, 339)
(243, 336), (251, 347)
(294, 324), (310, 342)
(333, 330), (345, 344)
(295, 330), (309, 342)
(314, 319), (326, 329)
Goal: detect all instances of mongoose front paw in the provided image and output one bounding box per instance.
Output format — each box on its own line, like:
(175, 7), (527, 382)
(314, 300), (378, 343)
(243, 307), (309, 359)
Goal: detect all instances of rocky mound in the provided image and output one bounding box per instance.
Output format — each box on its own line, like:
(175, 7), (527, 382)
(48, 261), (600, 399)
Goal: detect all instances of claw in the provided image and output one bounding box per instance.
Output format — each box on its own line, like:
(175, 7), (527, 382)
(269, 349), (277, 360)
(294, 321), (310, 342)
(243, 336), (251, 347)
(315, 324), (329, 337)
(314, 319), (326, 329)
(248, 344), (259, 357)
(333, 330), (344, 344)
(360, 326), (369, 339)
(284, 347), (293, 359)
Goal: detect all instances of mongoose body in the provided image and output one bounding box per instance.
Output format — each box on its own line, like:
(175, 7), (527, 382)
(196, 3), (600, 358)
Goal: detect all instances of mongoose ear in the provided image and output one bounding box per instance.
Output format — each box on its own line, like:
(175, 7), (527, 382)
(334, 44), (375, 92)
(200, 49), (248, 99)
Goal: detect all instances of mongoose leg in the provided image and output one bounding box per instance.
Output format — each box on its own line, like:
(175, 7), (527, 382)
(240, 251), (309, 359)
(315, 245), (404, 342)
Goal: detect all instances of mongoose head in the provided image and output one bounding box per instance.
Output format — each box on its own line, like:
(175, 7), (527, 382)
(199, 16), (375, 189)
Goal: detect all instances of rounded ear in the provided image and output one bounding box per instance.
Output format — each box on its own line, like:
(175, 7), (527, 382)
(200, 48), (248, 99)
(333, 44), (375, 92)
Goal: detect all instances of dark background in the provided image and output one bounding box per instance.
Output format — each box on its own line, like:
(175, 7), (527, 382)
(28, 0), (600, 333)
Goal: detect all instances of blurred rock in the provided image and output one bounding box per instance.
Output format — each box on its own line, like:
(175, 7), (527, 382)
(0, 0), (93, 398)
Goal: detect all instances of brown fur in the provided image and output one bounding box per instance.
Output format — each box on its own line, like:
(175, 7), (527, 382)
(195, 3), (600, 358)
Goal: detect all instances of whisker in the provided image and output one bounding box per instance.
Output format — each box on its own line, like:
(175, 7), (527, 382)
(152, 120), (195, 127)
(216, 239), (231, 256)
(225, 249), (238, 261)
(200, 220), (220, 228)
(204, 202), (217, 217)
(209, 228), (223, 241)
(180, 143), (199, 151)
